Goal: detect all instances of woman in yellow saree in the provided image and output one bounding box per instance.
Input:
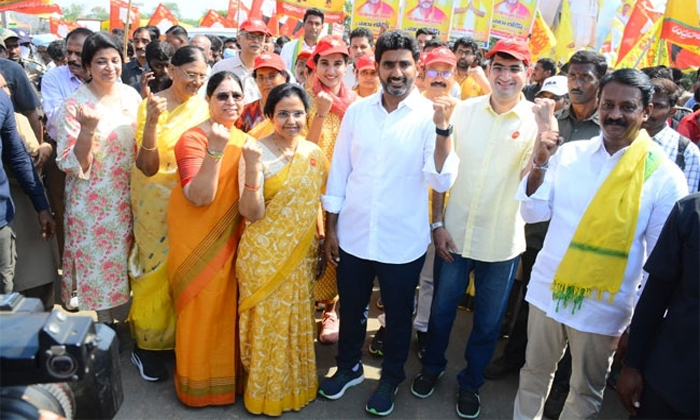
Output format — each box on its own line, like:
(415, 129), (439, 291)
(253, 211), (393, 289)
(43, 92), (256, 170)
(237, 84), (327, 416)
(168, 71), (252, 407)
(128, 46), (209, 381)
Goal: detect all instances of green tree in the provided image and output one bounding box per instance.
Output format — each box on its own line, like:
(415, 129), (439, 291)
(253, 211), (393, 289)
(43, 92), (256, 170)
(162, 2), (181, 19)
(88, 6), (109, 20)
(63, 3), (85, 22)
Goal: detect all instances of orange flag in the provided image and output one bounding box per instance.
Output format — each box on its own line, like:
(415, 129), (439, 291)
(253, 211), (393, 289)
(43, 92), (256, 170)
(227, 0), (249, 27)
(529, 9), (556, 60)
(616, 0), (663, 64)
(49, 16), (79, 38)
(0, 0), (62, 14)
(148, 3), (179, 36)
(109, 0), (140, 31)
(200, 9), (234, 28)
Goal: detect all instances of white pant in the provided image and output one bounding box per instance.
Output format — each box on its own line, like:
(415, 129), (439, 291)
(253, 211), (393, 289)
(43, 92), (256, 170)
(514, 305), (619, 420)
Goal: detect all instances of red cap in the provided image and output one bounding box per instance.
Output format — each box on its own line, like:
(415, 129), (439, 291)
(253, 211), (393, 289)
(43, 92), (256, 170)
(254, 53), (286, 71)
(312, 34), (349, 59)
(296, 50), (312, 62)
(355, 54), (376, 72)
(485, 39), (531, 66)
(423, 47), (456, 68)
(239, 19), (272, 37)
(418, 52), (428, 67)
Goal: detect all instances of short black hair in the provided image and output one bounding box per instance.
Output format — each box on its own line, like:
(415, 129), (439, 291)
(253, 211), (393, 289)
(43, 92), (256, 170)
(264, 83), (310, 119)
(82, 32), (123, 69)
(349, 28), (374, 46)
(133, 26), (157, 41)
(537, 58), (557, 75)
(146, 40), (174, 65)
(640, 65), (673, 81)
(205, 71), (242, 98)
(375, 30), (419, 64)
(423, 38), (446, 51)
(303, 8), (324, 24)
(47, 39), (66, 62)
(599, 68), (654, 109)
(415, 28), (438, 38)
(452, 37), (478, 54)
(146, 25), (161, 41)
(650, 77), (681, 108)
(208, 35), (223, 54)
(568, 50), (607, 79)
(165, 25), (188, 38)
(66, 27), (94, 43)
(170, 45), (206, 66)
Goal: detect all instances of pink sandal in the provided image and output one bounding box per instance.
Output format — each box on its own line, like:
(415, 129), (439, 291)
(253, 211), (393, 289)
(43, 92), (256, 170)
(319, 310), (339, 344)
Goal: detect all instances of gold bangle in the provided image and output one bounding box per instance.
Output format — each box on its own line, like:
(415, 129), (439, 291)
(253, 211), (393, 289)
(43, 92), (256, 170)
(140, 144), (157, 151)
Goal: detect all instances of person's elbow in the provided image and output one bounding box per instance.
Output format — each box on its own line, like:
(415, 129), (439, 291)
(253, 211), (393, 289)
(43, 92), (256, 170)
(135, 159), (158, 177)
(183, 185), (215, 207)
(240, 205), (264, 222)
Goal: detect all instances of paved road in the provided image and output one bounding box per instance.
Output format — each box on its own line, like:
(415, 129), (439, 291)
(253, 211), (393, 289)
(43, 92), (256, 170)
(99, 289), (627, 419)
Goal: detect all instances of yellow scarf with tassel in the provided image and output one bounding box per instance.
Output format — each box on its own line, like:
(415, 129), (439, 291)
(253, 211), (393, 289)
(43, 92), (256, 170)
(552, 130), (663, 313)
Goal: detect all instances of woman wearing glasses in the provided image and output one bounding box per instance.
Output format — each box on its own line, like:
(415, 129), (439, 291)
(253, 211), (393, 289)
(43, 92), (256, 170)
(237, 84), (327, 416)
(168, 71), (252, 407)
(236, 52), (290, 138)
(305, 35), (358, 344)
(128, 46), (209, 383)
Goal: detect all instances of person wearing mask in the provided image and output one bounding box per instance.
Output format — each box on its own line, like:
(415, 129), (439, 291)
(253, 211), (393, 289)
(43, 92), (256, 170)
(280, 9), (325, 73)
(55, 32), (142, 326)
(168, 71), (253, 407)
(128, 46), (210, 383)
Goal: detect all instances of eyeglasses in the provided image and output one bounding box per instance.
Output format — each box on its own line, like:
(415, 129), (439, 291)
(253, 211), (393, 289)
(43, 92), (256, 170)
(425, 70), (452, 78)
(244, 32), (267, 42)
(490, 64), (525, 74)
(177, 66), (208, 82)
(215, 91), (245, 102)
(256, 72), (283, 83)
(455, 49), (475, 57)
(274, 110), (306, 120)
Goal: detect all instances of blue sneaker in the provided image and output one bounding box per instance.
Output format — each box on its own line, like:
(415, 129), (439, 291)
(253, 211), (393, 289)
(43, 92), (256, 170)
(365, 380), (398, 416)
(318, 364), (364, 400)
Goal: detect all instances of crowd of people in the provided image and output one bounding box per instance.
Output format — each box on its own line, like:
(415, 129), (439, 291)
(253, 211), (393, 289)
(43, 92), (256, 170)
(0, 7), (698, 419)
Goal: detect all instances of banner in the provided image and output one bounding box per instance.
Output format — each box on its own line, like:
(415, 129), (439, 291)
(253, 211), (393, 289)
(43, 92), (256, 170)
(661, 0), (700, 55)
(148, 3), (178, 36)
(0, 0), (62, 14)
(277, 0), (345, 24)
(401, 0), (452, 39)
(109, 0), (140, 31)
(490, 0), (537, 41)
(449, 0), (493, 47)
(351, 0), (400, 38)
(552, 0), (575, 64)
(49, 16), (79, 38)
(529, 9), (556, 61)
(616, 17), (669, 69)
(200, 9), (234, 28)
(616, 0), (663, 66)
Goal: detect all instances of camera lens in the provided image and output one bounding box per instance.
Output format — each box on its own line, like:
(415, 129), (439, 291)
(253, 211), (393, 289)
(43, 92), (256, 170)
(47, 354), (78, 379)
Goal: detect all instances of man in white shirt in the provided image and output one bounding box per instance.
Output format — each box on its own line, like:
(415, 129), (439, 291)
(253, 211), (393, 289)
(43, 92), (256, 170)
(513, 69), (688, 419)
(343, 27), (374, 89)
(280, 8), (324, 73)
(211, 19), (271, 105)
(318, 30), (459, 417)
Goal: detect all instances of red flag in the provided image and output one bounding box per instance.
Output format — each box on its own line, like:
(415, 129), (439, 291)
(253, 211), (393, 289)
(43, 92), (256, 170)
(49, 16), (79, 38)
(148, 3), (179, 36)
(200, 9), (234, 28)
(0, 0), (62, 14)
(616, 0), (663, 64)
(109, 0), (140, 31)
(227, 0), (248, 27)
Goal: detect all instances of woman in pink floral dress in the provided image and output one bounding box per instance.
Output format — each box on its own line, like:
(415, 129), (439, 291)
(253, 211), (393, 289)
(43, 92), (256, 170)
(56, 32), (141, 324)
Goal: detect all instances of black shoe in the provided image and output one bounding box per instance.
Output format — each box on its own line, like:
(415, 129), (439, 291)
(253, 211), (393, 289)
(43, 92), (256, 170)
(416, 331), (427, 360)
(410, 370), (444, 398)
(543, 386), (568, 419)
(318, 364), (364, 400)
(457, 294), (474, 312)
(369, 327), (385, 357)
(456, 388), (480, 419)
(483, 356), (521, 380)
(365, 380), (397, 416)
(131, 347), (168, 382)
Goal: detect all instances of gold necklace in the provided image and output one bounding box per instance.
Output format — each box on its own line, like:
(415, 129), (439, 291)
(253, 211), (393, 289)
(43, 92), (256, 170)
(272, 133), (297, 162)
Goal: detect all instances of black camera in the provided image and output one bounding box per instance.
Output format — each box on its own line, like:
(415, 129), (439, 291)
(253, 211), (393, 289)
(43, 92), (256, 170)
(0, 293), (123, 419)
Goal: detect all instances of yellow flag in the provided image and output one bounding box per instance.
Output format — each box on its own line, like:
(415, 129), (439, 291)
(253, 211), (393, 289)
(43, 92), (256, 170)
(529, 9), (556, 61)
(553, 0), (575, 63)
(661, 0), (700, 56)
(616, 17), (669, 69)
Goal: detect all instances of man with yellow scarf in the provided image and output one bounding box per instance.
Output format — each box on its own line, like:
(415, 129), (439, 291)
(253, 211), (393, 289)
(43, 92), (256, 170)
(513, 68), (688, 419)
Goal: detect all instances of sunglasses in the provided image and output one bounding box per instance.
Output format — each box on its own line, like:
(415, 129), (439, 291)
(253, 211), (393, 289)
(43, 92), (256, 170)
(215, 91), (245, 102)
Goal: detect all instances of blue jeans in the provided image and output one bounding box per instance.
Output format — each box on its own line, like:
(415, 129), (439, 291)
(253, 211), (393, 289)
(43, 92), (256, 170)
(423, 254), (519, 391)
(336, 248), (425, 386)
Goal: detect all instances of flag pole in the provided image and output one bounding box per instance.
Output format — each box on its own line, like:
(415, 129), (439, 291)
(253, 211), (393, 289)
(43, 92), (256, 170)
(123, 0), (133, 60)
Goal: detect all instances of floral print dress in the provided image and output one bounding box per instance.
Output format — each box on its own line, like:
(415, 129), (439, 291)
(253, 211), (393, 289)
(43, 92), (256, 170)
(56, 83), (141, 311)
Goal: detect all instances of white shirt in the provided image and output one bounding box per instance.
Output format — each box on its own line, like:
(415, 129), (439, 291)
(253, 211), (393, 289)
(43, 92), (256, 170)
(41, 65), (82, 139)
(211, 55), (260, 105)
(517, 136), (688, 337)
(344, 63), (356, 89)
(280, 39), (314, 72)
(321, 89), (459, 264)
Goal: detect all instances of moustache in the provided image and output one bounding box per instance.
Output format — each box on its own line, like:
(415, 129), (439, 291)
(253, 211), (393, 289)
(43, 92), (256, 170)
(570, 89), (583, 94)
(388, 77), (406, 83)
(68, 61), (80, 67)
(430, 81), (447, 88)
(603, 118), (627, 127)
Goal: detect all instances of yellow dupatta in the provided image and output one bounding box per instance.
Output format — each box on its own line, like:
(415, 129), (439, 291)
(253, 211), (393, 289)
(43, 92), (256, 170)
(127, 95), (209, 350)
(236, 140), (327, 313)
(552, 131), (664, 312)
(167, 127), (248, 407)
(248, 118), (274, 140)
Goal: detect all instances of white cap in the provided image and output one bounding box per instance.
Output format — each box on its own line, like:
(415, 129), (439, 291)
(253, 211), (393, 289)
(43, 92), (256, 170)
(536, 75), (568, 97)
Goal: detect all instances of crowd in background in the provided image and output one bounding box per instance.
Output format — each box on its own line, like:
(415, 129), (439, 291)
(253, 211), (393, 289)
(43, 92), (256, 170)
(0, 8), (698, 419)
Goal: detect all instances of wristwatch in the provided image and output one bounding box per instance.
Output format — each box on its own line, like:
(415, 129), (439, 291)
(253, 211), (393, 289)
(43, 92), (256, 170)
(435, 124), (453, 137)
(430, 221), (444, 231)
